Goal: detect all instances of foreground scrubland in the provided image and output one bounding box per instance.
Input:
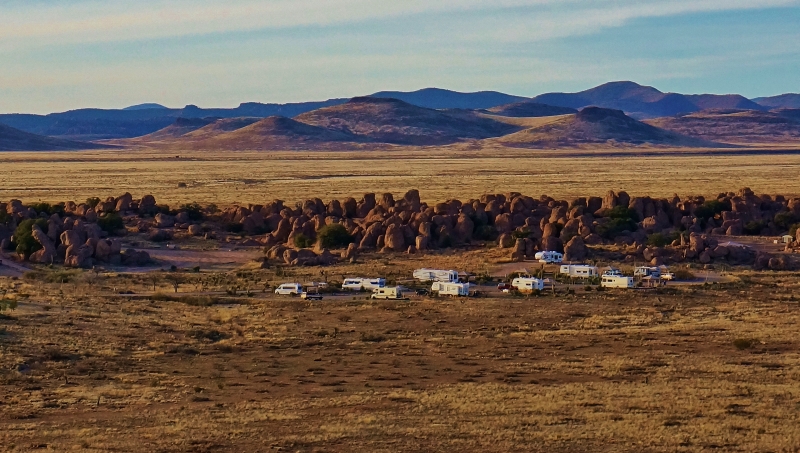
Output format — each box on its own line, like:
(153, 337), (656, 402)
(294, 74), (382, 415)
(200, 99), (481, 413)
(1, 263), (800, 452)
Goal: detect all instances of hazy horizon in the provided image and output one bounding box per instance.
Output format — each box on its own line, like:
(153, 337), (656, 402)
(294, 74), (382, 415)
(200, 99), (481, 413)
(1, 0), (799, 114)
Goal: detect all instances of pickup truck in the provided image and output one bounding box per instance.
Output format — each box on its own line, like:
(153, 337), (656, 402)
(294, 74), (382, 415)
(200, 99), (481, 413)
(300, 292), (323, 301)
(661, 272), (675, 281)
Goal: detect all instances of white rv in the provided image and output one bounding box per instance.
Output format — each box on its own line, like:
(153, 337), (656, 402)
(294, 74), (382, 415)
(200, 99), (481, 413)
(371, 287), (404, 300)
(560, 265), (599, 279)
(534, 251), (563, 264)
(413, 268), (459, 283)
(342, 277), (386, 291)
(274, 283), (303, 295)
(601, 275), (635, 289)
(431, 281), (470, 296)
(634, 266), (661, 278)
(603, 268), (624, 277)
(511, 277), (545, 292)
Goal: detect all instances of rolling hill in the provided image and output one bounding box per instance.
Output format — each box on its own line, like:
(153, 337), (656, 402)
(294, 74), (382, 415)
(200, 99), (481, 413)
(754, 94), (800, 109)
(493, 107), (721, 149)
(0, 123), (109, 151)
(130, 117), (217, 142)
(369, 88), (527, 110)
(294, 97), (521, 145)
(486, 101), (578, 118)
(645, 109), (800, 144)
(532, 81), (767, 119)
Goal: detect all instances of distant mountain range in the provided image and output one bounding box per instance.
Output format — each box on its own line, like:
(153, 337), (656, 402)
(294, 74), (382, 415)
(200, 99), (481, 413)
(0, 123), (110, 151)
(0, 81), (799, 150)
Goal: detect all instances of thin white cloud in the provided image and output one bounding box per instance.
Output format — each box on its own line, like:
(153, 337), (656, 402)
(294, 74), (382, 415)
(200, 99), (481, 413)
(0, 0), (797, 46)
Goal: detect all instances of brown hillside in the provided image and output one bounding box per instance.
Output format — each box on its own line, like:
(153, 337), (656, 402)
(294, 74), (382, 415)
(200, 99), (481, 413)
(130, 117), (217, 142)
(0, 123), (108, 151)
(181, 117), (261, 140)
(493, 107), (723, 148)
(295, 97), (520, 145)
(646, 109), (800, 144)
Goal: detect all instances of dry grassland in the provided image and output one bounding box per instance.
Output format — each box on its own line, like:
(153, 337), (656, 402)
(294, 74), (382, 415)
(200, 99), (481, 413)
(2, 261), (800, 452)
(2, 147), (800, 206)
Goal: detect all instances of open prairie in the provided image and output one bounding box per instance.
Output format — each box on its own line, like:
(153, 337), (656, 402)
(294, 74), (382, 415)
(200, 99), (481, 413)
(2, 146), (800, 206)
(1, 261), (800, 452)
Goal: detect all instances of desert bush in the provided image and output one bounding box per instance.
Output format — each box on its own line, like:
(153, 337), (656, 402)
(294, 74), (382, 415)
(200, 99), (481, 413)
(694, 199), (731, 224)
(744, 220), (767, 236)
(13, 218), (48, 258)
(597, 218), (637, 240)
(0, 298), (18, 313)
(606, 205), (640, 222)
(293, 233), (314, 248)
(224, 223), (244, 234)
(317, 224), (353, 249)
(179, 203), (204, 221)
(673, 269), (696, 280)
(647, 232), (680, 247)
(97, 212), (124, 235)
(733, 338), (756, 350)
(85, 197), (101, 208)
(474, 225), (498, 241)
(512, 228), (531, 239)
(774, 211), (799, 231)
(29, 202), (64, 216)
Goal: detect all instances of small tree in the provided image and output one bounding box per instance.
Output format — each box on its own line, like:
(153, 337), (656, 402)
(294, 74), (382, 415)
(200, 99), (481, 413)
(316, 224), (353, 249)
(85, 197), (101, 209)
(97, 212), (125, 235)
(294, 233), (314, 248)
(13, 218), (48, 258)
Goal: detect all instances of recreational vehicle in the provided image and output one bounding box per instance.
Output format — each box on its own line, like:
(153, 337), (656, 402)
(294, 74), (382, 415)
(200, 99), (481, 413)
(371, 287), (405, 300)
(413, 268), (459, 283)
(431, 281), (470, 296)
(603, 268), (623, 277)
(342, 277), (386, 291)
(601, 275), (635, 289)
(511, 277), (545, 292)
(634, 266), (661, 278)
(559, 265), (599, 279)
(274, 283), (303, 295)
(534, 251), (563, 264)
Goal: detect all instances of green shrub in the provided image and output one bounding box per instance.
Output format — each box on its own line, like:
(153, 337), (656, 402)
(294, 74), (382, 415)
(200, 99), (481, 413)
(13, 218), (48, 258)
(29, 202), (64, 216)
(474, 225), (498, 241)
(774, 211), (798, 231)
(647, 232), (680, 247)
(224, 223), (244, 234)
(97, 212), (125, 235)
(317, 224), (353, 249)
(512, 228), (531, 239)
(743, 220), (767, 236)
(607, 205), (640, 222)
(179, 203), (204, 221)
(85, 197), (101, 208)
(596, 218), (638, 240)
(694, 200), (731, 225)
(733, 338), (756, 350)
(293, 233), (314, 248)
(0, 298), (18, 313)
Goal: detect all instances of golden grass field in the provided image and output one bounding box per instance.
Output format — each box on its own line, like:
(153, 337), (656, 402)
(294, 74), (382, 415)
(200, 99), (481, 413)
(2, 146), (800, 206)
(2, 257), (800, 452)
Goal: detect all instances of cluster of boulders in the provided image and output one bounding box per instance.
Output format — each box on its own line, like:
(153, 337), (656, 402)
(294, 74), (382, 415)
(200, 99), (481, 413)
(0, 196), (151, 268)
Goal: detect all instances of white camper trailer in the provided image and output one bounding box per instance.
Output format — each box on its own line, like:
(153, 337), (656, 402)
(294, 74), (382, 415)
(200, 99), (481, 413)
(342, 277), (386, 291)
(601, 275), (635, 289)
(634, 266), (661, 278)
(431, 281), (470, 296)
(511, 277), (545, 292)
(413, 268), (459, 283)
(534, 251), (563, 264)
(559, 265), (599, 279)
(371, 287), (404, 300)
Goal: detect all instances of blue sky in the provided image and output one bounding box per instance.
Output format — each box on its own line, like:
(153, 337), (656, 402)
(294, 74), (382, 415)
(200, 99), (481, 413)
(1, 0), (798, 113)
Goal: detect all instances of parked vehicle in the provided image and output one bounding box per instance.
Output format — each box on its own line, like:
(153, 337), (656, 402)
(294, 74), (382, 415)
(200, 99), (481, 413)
(275, 283), (303, 296)
(371, 287), (405, 300)
(413, 268), (459, 283)
(300, 292), (323, 300)
(534, 251), (563, 264)
(661, 272), (675, 281)
(603, 268), (623, 277)
(342, 277), (386, 291)
(415, 288), (430, 296)
(431, 281), (470, 296)
(601, 275), (635, 289)
(511, 277), (544, 292)
(559, 264), (599, 279)
(497, 283), (512, 291)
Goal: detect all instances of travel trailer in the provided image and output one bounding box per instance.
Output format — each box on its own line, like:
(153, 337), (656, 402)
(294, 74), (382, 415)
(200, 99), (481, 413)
(634, 266), (661, 278)
(601, 275), (635, 289)
(431, 281), (470, 296)
(534, 251), (563, 264)
(559, 265), (599, 279)
(371, 287), (405, 300)
(511, 277), (545, 292)
(342, 277), (386, 291)
(413, 268), (459, 283)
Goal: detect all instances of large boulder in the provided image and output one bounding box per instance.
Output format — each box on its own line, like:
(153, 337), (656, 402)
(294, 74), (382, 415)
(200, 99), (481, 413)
(510, 239), (527, 262)
(497, 233), (515, 249)
(453, 215), (474, 243)
(65, 244), (94, 268)
(29, 225), (56, 264)
(384, 224), (405, 251)
(154, 213), (175, 228)
(563, 236), (588, 262)
(541, 236), (563, 253)
(120, 249), (151, 266)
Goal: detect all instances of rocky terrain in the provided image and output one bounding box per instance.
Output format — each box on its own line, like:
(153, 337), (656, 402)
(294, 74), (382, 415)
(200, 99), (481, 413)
(3, 186), (800, 273)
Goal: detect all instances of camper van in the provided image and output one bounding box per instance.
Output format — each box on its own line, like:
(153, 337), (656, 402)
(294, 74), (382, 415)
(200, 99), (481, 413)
(413, 268), (459, 283)
(601, 275), (635, 289)
(511, 277), (545, 292)
(559, 265), (599, 279)
(634, 266), (661, 278)
(371, 287), (404, 300)
(342, 277), (386, 291)
(431, 281), (470, 296)
(534, 251), (563, 264)
(274, 283), (303, 296)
